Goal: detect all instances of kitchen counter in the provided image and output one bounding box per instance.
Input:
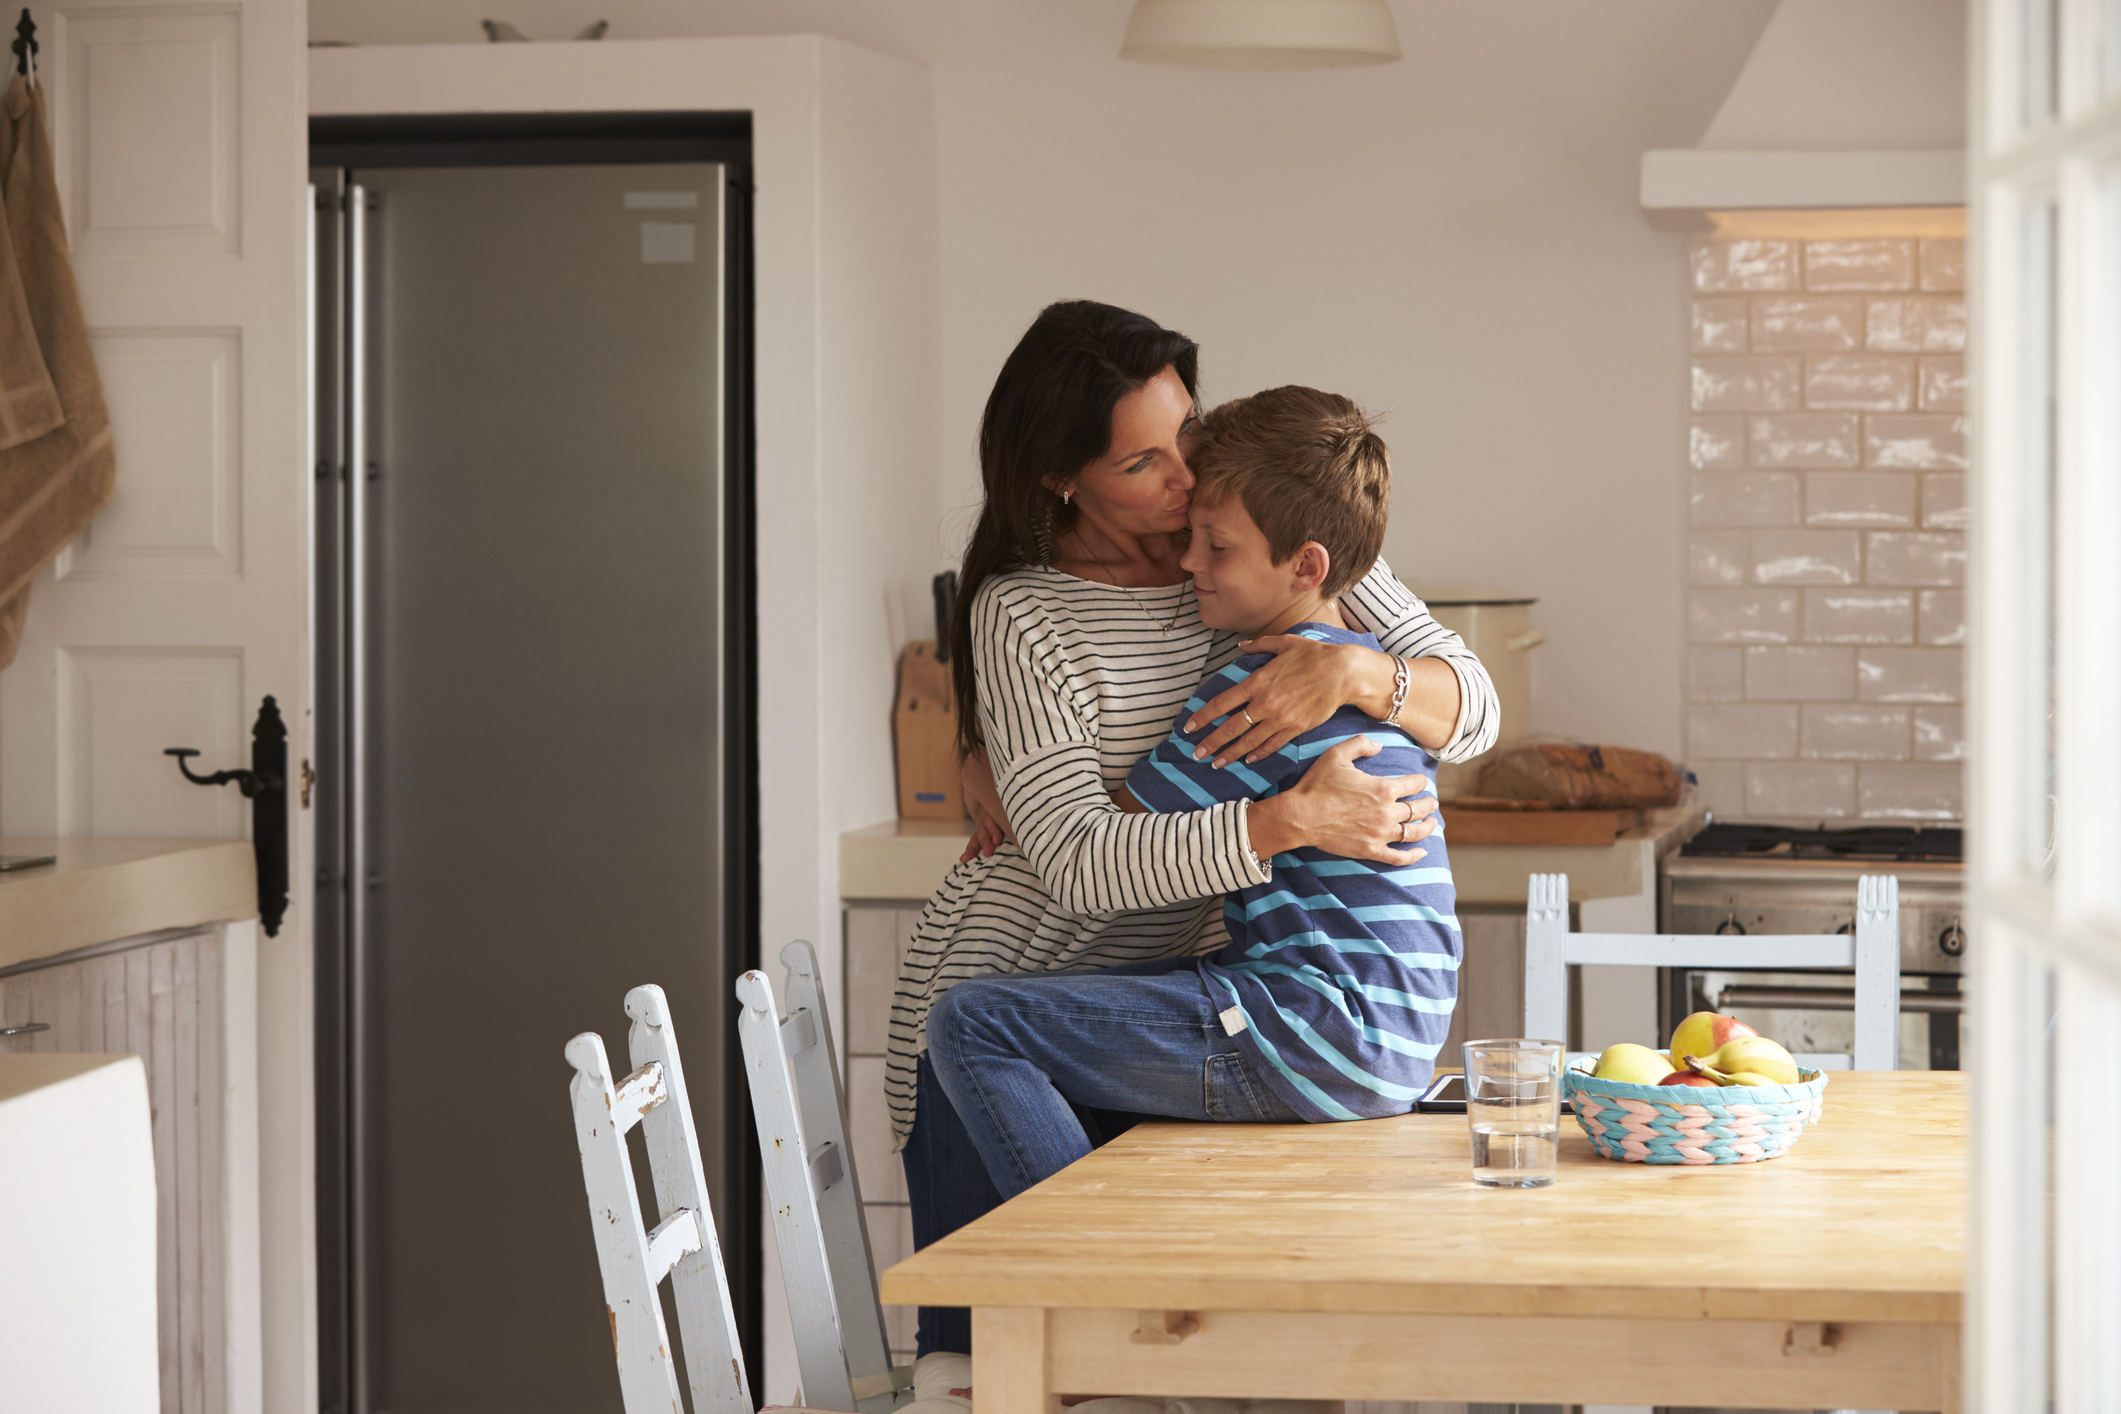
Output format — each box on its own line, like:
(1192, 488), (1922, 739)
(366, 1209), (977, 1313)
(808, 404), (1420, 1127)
(838, 807), (1706, 906)
(0, 837), (256, 972)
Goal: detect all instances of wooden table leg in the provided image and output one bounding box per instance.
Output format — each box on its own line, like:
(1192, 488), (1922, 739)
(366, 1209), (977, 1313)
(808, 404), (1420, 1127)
(973, 1307), (1062, 1414)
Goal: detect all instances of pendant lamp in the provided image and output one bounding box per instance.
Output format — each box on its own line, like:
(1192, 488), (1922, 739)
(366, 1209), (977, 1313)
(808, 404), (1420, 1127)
(1121, 0), (1402, 69)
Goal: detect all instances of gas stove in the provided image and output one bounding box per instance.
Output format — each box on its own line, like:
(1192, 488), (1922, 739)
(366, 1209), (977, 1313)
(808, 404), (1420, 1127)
(1680, 822), (1962, 864)
(1661, 820), (1966, 1069)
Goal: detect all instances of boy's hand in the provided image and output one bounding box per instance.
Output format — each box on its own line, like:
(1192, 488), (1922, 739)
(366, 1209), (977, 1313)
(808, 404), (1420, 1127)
(1186, 636), (1353, 766)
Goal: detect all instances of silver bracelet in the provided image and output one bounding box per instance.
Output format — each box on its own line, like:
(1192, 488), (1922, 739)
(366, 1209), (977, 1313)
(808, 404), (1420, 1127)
(1386, 655), (1412, 726)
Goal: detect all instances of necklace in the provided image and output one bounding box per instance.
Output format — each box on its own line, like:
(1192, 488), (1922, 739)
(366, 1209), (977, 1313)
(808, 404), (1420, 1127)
(1072, 524), (1187, 635)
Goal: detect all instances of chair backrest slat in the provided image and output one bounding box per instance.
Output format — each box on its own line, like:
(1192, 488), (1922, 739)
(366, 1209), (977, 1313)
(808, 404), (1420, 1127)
(626, 984), (754, 1414)
(737, 939), (901, 1414)
(1522, 871), (1900, 1071)
(1563, 934), (1857, 969)
(565, 1033), (692, 1414)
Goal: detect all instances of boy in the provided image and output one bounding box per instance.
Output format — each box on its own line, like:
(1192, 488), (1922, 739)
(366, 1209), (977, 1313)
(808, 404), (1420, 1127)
(926, 386), (1457, 1198)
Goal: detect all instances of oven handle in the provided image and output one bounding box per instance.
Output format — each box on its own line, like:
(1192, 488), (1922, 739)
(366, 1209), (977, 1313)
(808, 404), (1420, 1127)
(1715, 984), (1964, 1015)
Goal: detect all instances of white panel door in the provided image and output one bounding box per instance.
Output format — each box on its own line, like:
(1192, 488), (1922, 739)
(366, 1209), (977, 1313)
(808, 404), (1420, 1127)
(1968, 0), (2121, 1409)
(1, 1), (306, 846)
(0, 4), (309, 1413)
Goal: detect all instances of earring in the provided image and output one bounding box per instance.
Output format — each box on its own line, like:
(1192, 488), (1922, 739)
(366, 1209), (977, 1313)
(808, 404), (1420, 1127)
(1061, 489), (1072, 506)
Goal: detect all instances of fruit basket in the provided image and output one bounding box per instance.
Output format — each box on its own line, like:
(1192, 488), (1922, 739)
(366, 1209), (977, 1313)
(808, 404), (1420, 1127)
(1562, 1066), (1829, 1165)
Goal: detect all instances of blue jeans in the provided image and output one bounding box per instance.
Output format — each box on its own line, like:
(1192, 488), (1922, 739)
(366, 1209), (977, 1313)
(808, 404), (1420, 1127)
(901, 1052), (1003, 1357)
(926, 956), (1301, 1203)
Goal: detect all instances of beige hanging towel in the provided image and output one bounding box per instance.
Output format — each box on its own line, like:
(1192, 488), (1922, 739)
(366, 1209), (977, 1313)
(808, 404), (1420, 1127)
(0, 74), (115, 670)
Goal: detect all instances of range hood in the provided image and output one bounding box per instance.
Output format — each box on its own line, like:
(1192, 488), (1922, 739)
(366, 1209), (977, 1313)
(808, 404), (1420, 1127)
(1642, 0), (1967, 228)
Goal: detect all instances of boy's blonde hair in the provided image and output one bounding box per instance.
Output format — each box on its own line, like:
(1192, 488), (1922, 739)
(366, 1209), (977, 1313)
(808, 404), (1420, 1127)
(1191, 386), (1389, 599)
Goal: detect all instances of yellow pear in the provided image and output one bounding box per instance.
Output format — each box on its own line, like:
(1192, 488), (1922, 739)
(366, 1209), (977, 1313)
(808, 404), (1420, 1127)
(1592, 1042), (1678, 1085)
(1684, 1036), (1800, 1085)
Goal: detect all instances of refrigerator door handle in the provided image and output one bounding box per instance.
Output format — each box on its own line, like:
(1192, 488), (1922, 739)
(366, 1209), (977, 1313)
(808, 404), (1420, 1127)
(346, 179), (374, 1414)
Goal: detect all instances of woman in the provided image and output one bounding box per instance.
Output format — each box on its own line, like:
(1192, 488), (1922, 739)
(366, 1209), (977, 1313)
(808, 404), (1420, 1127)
(891, 302), (1498, 1355)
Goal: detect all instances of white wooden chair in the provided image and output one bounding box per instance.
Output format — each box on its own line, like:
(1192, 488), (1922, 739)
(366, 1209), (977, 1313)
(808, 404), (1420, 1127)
(737, 940), (912, 1414)
(565, 984), (752, 1414)
(1523, 871), (1902, 1071)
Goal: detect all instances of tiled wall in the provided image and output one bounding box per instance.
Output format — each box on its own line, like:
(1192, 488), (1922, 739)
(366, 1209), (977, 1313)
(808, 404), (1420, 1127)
(842, 905), (920, 1364)
(1687, 234), (1967, 822)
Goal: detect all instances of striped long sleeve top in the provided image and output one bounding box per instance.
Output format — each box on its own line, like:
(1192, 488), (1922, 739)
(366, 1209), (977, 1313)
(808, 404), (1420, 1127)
(885, 557), (1496, 1145)
(1126, 624), (1459, 1121)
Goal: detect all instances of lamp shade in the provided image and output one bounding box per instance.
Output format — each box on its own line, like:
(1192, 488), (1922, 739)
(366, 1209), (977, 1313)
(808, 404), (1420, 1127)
(1121, 0), (1403, 69)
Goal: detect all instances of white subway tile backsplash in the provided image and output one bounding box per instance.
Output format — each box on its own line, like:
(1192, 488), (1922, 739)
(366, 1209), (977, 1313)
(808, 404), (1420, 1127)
(1690, 471), (1801, 527)
(1689, 760), (1747, 819)
(1804, 588), (1915, 644)
(1917, 589), (1966, 646)
(1689, 532), (1747, 586)
(1858, 647), (1964, 704)
(1750, 529), (1861, 585)
(1689, 588), (1801, 644)
(1805, 471), (1918, 527)
(1802, 704), (1911, 760)
(1912, 706), (1966, 762)
(1694, 356), (1802, 413)
(1921, 472), (1968, 529)
(1692, 297), (1750, 353)
(1690, 415), (1747, 470)
(1746, 761), (1857, 818)
(1689, 646), (1745, 701)
(1866, 297), (1967, 353)
(1693, 239), (1799, 292)
(1865, 414), (1969, 470)
(1689, 703), (1799, 759)
(1750, 296), (1864, 352)
(1745, 645), (1856, 700)
(1919, 238), (1967, 293)
(1805, 355), (1915, 411)
(1804, 239), (1916, 292)
(1750, 413), (1862, 468)
(1683, 239), (1970, 826)
(1858, 763), (1963, 820)
(1867, 531), (1967, 586)
(1918, 357), (1966, 411)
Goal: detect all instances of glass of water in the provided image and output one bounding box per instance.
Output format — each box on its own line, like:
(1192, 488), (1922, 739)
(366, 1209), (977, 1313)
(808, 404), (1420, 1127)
(1462, 1039), (1563, 1188)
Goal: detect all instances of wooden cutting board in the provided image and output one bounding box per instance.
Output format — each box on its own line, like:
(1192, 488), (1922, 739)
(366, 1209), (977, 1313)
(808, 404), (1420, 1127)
(1442, 807), (1629, 846)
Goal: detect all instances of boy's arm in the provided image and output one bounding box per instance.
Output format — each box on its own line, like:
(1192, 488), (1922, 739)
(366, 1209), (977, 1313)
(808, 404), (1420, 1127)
(1127, 659), (1299, 818)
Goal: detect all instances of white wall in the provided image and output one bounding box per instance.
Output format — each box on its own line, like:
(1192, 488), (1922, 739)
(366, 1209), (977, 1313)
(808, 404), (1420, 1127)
(311, 0), (1777, 762)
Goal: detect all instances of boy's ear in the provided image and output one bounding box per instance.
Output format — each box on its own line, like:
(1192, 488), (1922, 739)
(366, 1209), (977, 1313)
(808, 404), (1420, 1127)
(1291, 541), (1332, 593)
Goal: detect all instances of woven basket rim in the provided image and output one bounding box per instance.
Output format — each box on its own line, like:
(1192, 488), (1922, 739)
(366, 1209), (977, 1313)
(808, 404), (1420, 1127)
(1562, 1065), (1828, 1105)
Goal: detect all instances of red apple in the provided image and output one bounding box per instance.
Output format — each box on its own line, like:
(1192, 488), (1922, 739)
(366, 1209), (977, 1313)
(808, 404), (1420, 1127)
(1658, 1070), (1721, 1088)
(1667, 1011), (1758, 1065)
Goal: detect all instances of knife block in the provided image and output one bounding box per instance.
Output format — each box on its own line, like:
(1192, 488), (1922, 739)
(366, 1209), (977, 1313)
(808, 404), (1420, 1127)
(895, 641), (964, 820)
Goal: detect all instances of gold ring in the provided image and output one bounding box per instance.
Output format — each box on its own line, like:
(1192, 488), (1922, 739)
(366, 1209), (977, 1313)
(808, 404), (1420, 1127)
(1403, 800), (1417, 823)
(1242, 708), (1257, 727)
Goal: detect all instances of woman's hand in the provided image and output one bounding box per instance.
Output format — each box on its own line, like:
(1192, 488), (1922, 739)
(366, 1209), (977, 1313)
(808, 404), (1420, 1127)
(1185, 637), (1393, 766)
(958, 749), (1017, 863)
(1246, 736), (1437, 866)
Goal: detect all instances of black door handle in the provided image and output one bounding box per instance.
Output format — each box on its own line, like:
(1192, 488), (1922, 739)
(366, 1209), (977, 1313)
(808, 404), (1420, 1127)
(165, 696), (289, 937)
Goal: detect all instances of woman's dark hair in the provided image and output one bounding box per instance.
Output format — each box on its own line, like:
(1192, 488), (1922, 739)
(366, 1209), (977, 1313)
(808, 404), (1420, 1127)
(951, 300), (1200, 754)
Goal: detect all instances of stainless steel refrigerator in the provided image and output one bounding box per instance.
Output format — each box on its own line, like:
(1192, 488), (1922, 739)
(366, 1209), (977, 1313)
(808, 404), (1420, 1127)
(311, 121), (759, 1414)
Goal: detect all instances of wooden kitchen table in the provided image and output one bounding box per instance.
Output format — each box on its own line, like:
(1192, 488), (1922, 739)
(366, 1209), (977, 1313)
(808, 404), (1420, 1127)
(879, 1072), (1965, 1413)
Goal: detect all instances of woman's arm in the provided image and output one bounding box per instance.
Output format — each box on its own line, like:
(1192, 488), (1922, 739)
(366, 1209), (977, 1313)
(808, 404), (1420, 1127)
(1183, 557), (1501, 765)
(971, 582), (1434, 913)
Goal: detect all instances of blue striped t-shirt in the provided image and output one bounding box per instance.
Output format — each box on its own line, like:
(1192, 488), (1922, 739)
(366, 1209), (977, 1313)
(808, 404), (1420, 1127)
(1124, 624), (1460, 1122)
